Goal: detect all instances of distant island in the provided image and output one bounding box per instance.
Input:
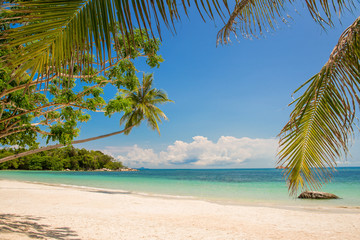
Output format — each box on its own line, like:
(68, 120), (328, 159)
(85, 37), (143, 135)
(0, 147), (137, 172)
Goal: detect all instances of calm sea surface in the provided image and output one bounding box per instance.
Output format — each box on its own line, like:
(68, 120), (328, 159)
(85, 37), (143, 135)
(1, 168), (359, 207)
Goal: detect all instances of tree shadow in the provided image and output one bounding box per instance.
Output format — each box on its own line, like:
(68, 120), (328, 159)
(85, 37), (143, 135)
(88, 189), (130, 194)
(0, 213), (80, 239)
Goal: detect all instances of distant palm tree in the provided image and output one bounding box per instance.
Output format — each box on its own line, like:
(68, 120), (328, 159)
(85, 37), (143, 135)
(0, 74), (172, 163)
(3, 0), (360, 194)
(120, 74), (172, 135)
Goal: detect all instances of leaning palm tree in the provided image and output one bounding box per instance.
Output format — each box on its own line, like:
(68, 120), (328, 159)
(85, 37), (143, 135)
(2, 0), (360, 194)
(0, 74), (172, 163)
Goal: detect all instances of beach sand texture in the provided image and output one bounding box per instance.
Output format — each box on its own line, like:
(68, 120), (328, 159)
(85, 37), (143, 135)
(0, 180), (359, 240)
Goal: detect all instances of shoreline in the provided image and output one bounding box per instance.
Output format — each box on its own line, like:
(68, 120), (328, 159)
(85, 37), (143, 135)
(0, 168), (139, 172)
(1, 179), (360, 239)
(1, 177), (359, 212)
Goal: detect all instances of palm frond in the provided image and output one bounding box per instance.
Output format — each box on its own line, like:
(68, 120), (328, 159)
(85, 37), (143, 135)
(3, 0), (229, 82)
(217, 0), (355, 44)
(278, 16), (360, 195)
(217, 0), (288, 44)
(303, 0), (355, 26)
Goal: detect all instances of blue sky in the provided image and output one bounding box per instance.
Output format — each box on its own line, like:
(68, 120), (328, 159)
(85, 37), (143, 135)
(74, 4), (360, 168)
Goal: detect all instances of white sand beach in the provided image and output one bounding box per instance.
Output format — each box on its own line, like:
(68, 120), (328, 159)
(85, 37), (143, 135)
(0, 179), (359, 240)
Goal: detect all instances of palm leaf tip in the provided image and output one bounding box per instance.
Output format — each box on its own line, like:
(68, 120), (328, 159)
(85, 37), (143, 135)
(217, 0), (289, 44)
(217, 0), (356, 45)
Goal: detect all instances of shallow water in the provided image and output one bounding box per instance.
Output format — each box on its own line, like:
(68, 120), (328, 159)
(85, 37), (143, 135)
(0, 168), (359, 207)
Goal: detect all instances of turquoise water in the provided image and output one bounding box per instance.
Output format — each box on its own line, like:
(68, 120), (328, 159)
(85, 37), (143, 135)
(0, 168), (359, 207)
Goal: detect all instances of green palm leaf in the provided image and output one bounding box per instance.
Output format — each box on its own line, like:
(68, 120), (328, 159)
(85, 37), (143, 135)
(278, 16), (360, 195)
(3, 0), (229, 81)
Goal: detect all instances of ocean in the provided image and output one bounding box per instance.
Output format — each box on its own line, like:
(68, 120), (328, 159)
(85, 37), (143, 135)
(0, 168), (359, 208)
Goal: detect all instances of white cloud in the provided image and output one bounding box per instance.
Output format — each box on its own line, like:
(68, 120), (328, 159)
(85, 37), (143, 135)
(102, 136), (278, 168)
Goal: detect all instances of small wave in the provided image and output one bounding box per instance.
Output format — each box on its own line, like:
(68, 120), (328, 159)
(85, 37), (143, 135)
(133, 191), (196, 200)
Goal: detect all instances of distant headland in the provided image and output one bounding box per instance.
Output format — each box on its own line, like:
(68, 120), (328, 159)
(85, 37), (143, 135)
(0, 147), (135, 171)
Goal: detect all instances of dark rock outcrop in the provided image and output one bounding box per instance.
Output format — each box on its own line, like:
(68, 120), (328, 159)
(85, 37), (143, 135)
(298, 191), (339, 199)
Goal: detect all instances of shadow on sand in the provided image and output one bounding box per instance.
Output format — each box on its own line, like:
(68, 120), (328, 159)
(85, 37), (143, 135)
(88, 189), (131, 194)
(0, 213), (80, 240)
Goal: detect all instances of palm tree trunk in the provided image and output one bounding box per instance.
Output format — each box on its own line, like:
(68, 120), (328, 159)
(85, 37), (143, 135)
(0, 126), (133, 163)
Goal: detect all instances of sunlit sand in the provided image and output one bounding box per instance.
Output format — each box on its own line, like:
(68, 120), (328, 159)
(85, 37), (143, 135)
(0, 180), (359, 239)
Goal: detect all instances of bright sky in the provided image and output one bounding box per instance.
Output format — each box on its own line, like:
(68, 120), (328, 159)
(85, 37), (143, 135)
(75, 3), (360, 168)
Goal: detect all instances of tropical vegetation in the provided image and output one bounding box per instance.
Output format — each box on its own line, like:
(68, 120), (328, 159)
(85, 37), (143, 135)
(0, 72), (172, 163)
(0, 7), (172, 162)
(1, 0), (360, 194)
(0, 147), (124, 171)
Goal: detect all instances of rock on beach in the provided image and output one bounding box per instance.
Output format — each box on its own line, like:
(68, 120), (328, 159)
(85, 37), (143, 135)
(298, 191), (339, 199)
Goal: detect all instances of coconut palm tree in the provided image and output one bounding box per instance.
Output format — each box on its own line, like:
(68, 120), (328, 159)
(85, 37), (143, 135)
(120, 73), (172, 135)
(0, 73), (172, 163)
(3, 0), (360, 194)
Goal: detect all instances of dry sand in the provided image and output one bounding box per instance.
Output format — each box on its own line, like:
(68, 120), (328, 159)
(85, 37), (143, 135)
(0, 179), (359, 240)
